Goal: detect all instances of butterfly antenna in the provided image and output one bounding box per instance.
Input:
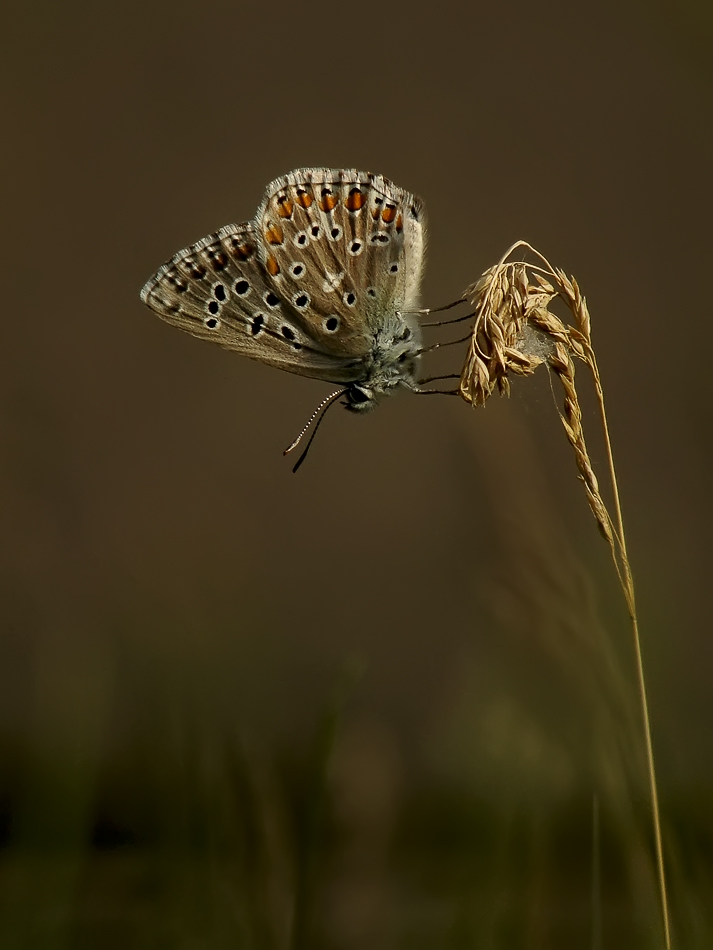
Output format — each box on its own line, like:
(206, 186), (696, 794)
(284, 388), (347, 473)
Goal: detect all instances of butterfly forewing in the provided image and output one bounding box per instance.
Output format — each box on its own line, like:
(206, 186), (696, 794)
(140, 221), (368, 382)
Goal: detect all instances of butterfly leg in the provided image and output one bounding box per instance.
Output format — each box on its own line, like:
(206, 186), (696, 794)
(417, 333), (472, 355)
(413, 389), (460, 396)
(417, 373), (460, 385)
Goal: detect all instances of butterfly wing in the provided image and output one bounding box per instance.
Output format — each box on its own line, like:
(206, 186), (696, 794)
(140, 221), (369, 383)
(255, 168), (427, 347)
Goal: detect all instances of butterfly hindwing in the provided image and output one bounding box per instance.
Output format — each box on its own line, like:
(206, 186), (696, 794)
(255, 168), (427, 350)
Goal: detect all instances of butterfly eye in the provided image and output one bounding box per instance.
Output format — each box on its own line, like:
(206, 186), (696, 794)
(324, 316), (340, 332)
(348, 386), (371, 405)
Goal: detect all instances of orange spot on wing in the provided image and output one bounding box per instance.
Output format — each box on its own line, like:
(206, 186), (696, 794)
(276, 195), (293, 218)
(295, 189), (313, 208)
(266, 254), (280, 276)
(381, 204), (397, 224)
(345, 188), (366, 211)
(265, 222), (284, 245)
(319, 193), (338, 212)
(395, 213), (403, 232)
(206, 248), (228, 271)
(229, 238), (254, 260)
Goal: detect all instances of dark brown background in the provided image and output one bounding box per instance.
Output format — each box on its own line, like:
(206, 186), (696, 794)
(2, 0), (712, 946)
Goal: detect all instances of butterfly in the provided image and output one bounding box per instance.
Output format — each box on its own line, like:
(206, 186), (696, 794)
(141, 166), (427, 391)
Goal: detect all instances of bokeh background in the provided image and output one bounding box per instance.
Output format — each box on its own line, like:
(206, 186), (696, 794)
(2, 0), (712, 946)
